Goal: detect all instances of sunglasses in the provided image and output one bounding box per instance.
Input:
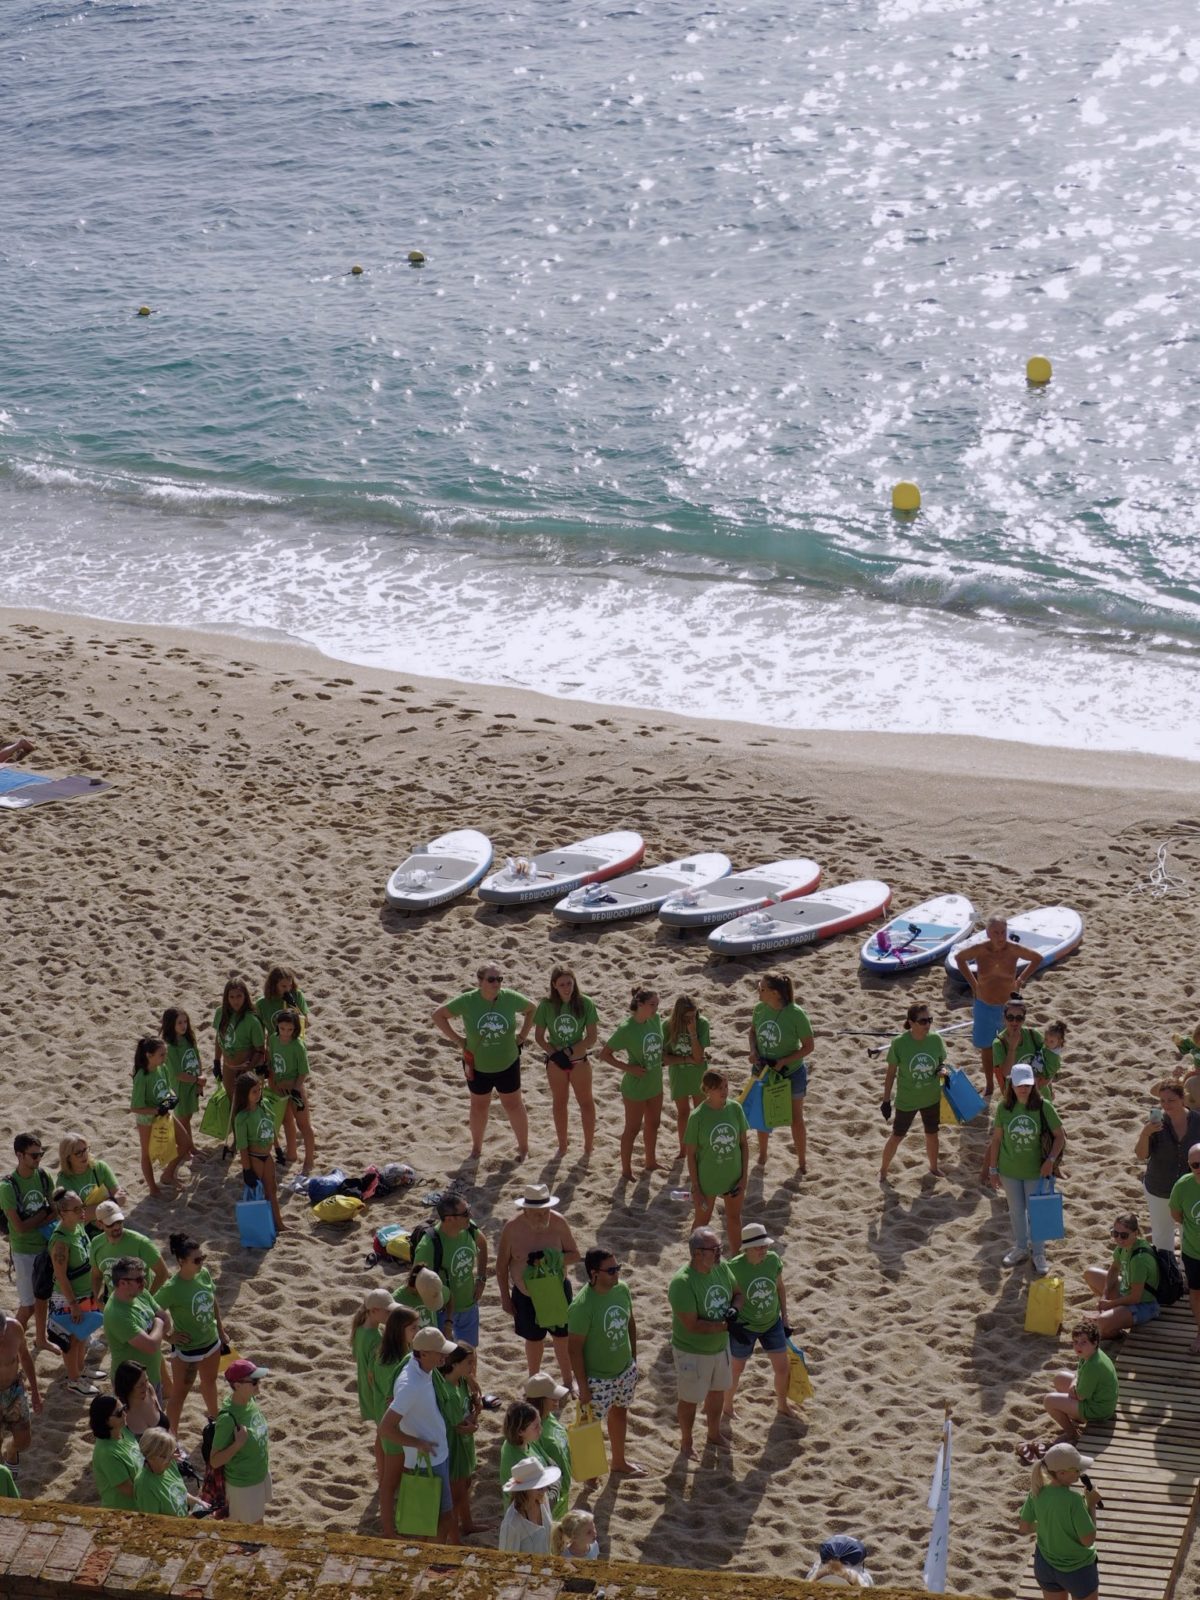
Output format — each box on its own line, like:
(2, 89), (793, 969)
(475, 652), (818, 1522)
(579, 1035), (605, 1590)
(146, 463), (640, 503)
(599, 1264), (621, 1275)
(482, 974), (502, 982)
(913, 1016), (932, 1025)
(694, 1244), (720, 1255)
(1111, 1229), (1132, 1239)
(28, 1150), (45, 1160)
(1004, 1013), (1026, 1021)
(1190, 1162), (1200, 1170)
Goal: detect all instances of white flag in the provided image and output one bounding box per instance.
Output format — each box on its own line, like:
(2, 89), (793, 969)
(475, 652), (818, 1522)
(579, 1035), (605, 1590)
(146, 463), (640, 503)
(922, 1418), (952, 1593)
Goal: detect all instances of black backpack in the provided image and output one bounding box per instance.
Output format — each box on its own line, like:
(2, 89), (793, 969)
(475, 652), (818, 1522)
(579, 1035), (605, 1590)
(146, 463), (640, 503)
(1134, 1242), (1185, 1307)
(32, 1227), (92, 1303)
(0, 1168), (52, 1238)
(407, 1218), (479, 1277)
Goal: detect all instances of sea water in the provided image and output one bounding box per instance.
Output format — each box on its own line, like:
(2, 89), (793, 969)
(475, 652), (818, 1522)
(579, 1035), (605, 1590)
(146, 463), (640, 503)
(1, 0), (1198, 757)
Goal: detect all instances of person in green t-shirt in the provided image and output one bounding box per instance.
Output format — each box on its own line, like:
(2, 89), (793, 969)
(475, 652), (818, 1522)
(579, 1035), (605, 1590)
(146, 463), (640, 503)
(134, 1426), (205, 1517)
(1040, 1320), (1118, 1434)
(685, 1070), (749, 1249)
(393, 1265), (445, 1330)
(441, 1341), (483, 1535)
(351, 1289), (395, 1423)
(412, 1195), (488, 1348)
(371, 1304), (421, 1532)
(157, 1231), (228, 1436)
(46, 1189), (97, 1391)
(232, 1072), (285, 1235)
(212, 976), (266, 1107)
(667, 1228), (741, 1458)
(991, 1001), (1046, 1095)
(983, 1065), (1065, 1273)
(1, 1134), (55, 1330)
(0, 1461), (17, 1500)
(209, 1359), (272, 1524)
(266, 1009), (316, 1173)
(257, 965), (311, 1039)
(102, 1256), (170, 1388)
(160, 1007), (206, 1148)
(724, 1222), (794, 1420)
(533, 966), (600, 1158)
(1080, 1210), (1161, 1337)
(1169, 1150), (1200, 1354)
(1018, 1441), (1099, 1599)
(88, 1394), (142, 1510)
(433, 962), (535, 1159)
(128, 1036), (185, 1198)
(90, 1204), (167, 1303)
(598, 986), (665, 1180)
(1033, 1021), (1067, 1100)
(54, 1134), (126, 1225)
(746, 973), (814, 1173)
(879, 1004), (949, 1183)
(521, 1371), (572, 1519)
(566, 1247), (643, 1476)
(663, 995), (710, 1157)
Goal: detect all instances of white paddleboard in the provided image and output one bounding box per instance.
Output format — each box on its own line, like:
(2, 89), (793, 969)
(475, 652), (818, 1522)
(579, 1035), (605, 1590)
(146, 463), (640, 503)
(478, 830), (645, 906)
(708, 879), (892, 956)
(945, 906), (1084, 982)
(386, 830), (493, 911)
(658, 858), (822, 929)
(860, 894), (976, 974)
(553, 851), (733, 925)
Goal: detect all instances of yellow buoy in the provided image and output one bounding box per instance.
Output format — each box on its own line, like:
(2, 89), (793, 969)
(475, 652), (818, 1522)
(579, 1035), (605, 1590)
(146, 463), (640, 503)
(350, 264), (364, 276)
(891, 480), (921, 513)
(408, 250), (426, 265)
(1026, 355), (1052, 386)
(137, 305), (152, 317)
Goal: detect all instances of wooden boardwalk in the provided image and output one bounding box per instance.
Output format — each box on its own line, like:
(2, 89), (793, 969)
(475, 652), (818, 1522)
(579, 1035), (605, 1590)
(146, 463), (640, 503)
(1017, 1301), (1200, 1600)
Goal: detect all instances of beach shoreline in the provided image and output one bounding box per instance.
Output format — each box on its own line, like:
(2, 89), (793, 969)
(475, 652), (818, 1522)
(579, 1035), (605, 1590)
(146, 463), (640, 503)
(3, 604), (1198, 1598)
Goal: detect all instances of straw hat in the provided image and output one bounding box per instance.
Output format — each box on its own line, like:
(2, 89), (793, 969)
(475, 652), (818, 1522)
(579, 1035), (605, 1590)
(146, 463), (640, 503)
(514, 1183), (560, 1210)
(503, 1455), (562, 1494)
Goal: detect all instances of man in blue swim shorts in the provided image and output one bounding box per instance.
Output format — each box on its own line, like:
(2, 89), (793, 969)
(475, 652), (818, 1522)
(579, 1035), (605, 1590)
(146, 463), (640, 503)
(954, 915), (1042, 1095)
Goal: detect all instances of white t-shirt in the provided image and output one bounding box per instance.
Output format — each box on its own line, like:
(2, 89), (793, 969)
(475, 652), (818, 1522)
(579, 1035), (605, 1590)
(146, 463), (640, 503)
(498, 1501), (552, 1554)
(388, 1361), (449, 1468)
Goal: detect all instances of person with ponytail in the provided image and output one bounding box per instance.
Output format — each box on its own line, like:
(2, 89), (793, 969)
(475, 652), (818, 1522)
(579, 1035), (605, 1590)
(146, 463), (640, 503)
(748, 973), (814, 1173)
(878, 1003), (948, 1184)
(89, 1392), (141, 1509)
(598, 987), (664, 1180)
(128, 1037), (184, 1197)
(663, 995), (710, 1159)
(351, 1288), (395, 1429)
(1018, 1441), (1099, 1600)
(156, 1232), (226, 1434)
(231, 1070), (284, 1234)
(533, 965), (599, 1157)
(161, 1008), (204, 1155)
(212, 977), (265, 1105)
(372, 1303), (420, 1538)
(46, 1188), (98, 1393)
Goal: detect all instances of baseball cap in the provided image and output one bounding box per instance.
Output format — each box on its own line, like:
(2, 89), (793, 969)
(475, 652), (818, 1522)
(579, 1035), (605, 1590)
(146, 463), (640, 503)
(523, 1372), (569, 1401)
(1009, 1063), (1036, 1087)
(224, 1359), (271, 1385)
(411, 1326), (457, 1355)
(95, 1201), (125, 1226)
(1043, 1442), (1094, 1473)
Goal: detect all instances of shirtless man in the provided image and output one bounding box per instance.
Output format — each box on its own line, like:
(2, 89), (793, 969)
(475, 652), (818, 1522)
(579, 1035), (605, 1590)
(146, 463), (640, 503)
(0, 1312), (42, 1470)
(494, 1184), (580, 1388)
(955, 916), (1043, 1094)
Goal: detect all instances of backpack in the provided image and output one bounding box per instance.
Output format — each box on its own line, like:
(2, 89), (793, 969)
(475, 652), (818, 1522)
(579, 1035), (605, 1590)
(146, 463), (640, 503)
(32, 1227), (91, 1303)
(370, 1224), (412, 1264)
(199, 1417), (228, 1520)
(0, 1168), (52, 1238)
(407, 1219), (480, 1278)
(1134, 1242), (1185, 1307)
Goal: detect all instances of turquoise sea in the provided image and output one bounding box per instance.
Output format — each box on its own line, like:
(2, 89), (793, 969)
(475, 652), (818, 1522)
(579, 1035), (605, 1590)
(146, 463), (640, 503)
(1, 0), (1198, 755)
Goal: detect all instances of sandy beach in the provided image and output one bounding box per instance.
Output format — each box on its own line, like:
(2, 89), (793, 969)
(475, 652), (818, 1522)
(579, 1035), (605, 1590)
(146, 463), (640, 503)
(2, 604), (1198, 1597)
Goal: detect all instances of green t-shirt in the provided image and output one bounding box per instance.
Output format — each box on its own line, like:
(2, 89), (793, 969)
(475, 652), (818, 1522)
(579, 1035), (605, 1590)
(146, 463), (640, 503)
(269, 1035), (310, 1086)
(103, 1291), (163, 1383)
(92, 1229), (163, 1299)
(1170, 1172), (1200, 1259)
(668, 1261), (735, 1354)
(165, 1039), (203, 1117)
(1036, 1047), (1061, 1094)
(354, 1322), (381, 1421)
(533, 995), (599, 1052)
(54, 1160), (118, 1205)
(887, 1030), (947, 1112)
(213, 1007), (265, 1058)
(211, 1397), (270, 1486)
(131, 1066), (173, 1126)
(567, 1281), (634, 1379)
(413, 1224), (480, 1313)
(1075, 1348), (1118, 1421)
(392, 1285), (438, 1329)
(1115, 1241), (1159, 1299)
(0, 1170), (53, 1255)
(447, 987), (533, 1073)
(0, 1463), (17, 1500)
(134, 1461), (189, 1518)
(994, 1098), (1062, 1181)
(1019, 1483), (1095, 1573)
(728, 1250), (783, 1333)
(256, 988), (309, 1035)
(92, 1429), (142, 1509)
(536, 1411), (571, 1520)
(752, 1002), (812, 1067)
(368, 1349), (408, 1426)
(154, 1268), (219, 1352)
(992, 1026), (1045, 1072)
(605, 1014), (665, 1101)
(235, 1104), (277, 1154)
(666, 1016), (711, 1102)
(685, 1099), (748, 1198)
(48, 1221), (92, 1290)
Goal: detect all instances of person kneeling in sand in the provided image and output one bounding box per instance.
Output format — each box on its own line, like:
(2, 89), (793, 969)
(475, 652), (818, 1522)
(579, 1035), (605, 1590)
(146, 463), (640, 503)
(805, 1534), (875, 1587)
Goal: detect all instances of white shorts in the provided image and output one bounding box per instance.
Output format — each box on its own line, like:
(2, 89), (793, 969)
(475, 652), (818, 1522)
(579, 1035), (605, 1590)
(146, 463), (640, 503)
(673, 1345), (732, 1404)
(13, 1253), (38, 1309)
(226, 1471), (272, 1525)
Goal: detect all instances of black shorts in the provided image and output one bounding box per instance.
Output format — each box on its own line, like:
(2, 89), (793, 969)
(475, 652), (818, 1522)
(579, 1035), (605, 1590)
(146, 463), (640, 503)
(466, 1059), (521, 1097)
(1184, 1252), (1200, 1292)
(512, 1283), (573, 1342)
(893, 1103), (941, 1136)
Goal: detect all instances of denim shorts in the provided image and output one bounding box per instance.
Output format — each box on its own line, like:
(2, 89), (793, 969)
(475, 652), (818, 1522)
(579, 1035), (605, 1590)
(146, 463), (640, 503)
(1130, 1298), (1161, 1325)
(1033, 1549), (1098, 1600)
(789, 1062), (808, 1098)
(730, 1314), (787, 1360)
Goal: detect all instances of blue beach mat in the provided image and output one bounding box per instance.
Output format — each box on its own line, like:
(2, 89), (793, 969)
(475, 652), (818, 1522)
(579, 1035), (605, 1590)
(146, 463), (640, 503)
(0, 769), (50, 795)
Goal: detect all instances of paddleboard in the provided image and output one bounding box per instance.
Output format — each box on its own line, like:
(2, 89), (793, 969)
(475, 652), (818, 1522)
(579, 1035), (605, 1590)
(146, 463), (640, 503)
(860, 894), (976, 974)
(478, 830), (645, 906)
(708, 879), (892, 956)
(944, 906), (1084, 982)
(385, 830), (493, 911)
(658, 858), (822, 929)
(553, 851), (733, 925)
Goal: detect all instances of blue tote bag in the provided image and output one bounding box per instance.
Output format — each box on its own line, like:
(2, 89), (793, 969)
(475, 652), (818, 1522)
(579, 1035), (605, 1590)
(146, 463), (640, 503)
(1027, 1178), (1065, 1244)
(237, 1178), (277, 1250)
(943, 1068), (987, 1125)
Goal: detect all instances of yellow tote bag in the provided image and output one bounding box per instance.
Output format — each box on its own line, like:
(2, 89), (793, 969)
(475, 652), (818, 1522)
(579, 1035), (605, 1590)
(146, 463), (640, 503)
(148, 1115), (177, 1166)
(939, 1092), (956, 1127)
(217, 1343), (240, 1376)
(1024, 1276), (1065, 1336)
(567, 1404), (608, 1479)
(786, 1339), (814, 1405)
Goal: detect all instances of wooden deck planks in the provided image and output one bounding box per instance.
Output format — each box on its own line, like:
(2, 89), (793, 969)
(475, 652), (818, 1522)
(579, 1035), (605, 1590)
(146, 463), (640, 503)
(1016, 1302), (1200, 1599)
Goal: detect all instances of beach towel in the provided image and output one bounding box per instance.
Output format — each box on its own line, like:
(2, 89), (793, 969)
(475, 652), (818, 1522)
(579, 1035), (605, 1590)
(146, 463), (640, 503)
(0, 774), (109, 809)
(0, 770), (50, 795)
